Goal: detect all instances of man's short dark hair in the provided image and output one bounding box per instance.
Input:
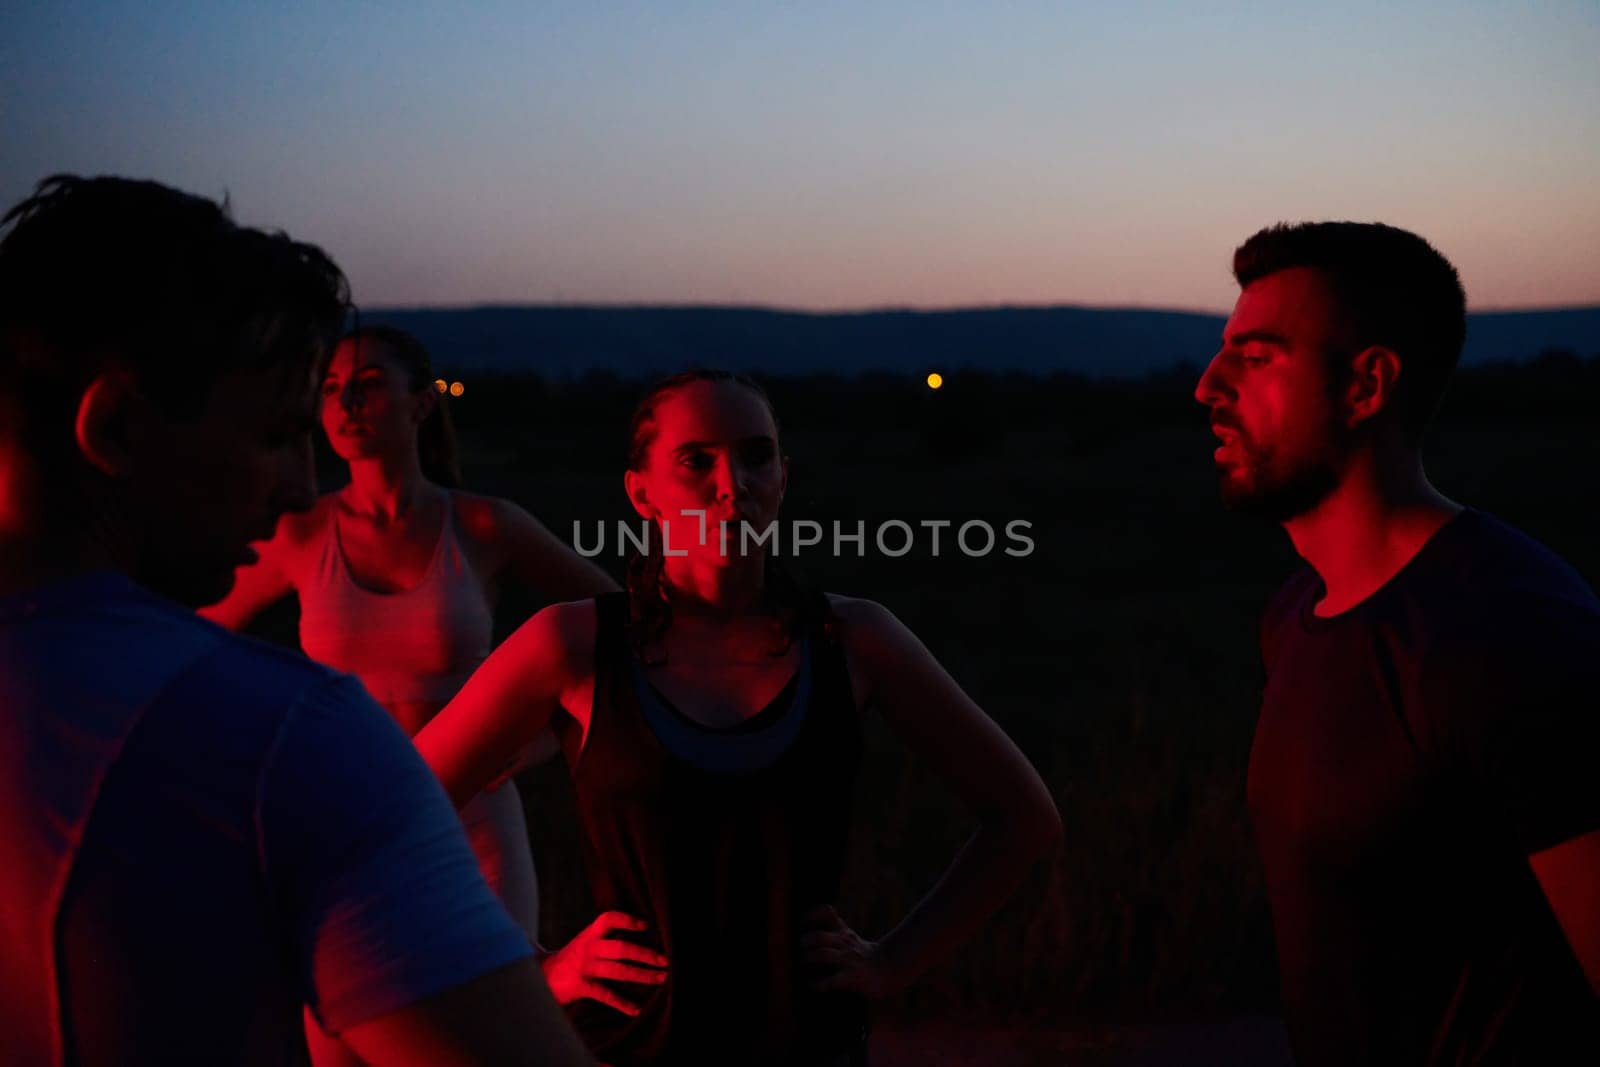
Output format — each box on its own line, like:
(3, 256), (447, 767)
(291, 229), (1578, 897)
(1233, 221), (1467, 440)
(0, 174), (351, 457)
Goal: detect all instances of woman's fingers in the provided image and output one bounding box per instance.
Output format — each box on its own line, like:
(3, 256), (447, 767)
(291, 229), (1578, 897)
(800, 940), (851, 966)
(801, 908), (867, 971)
(800, 909), (888, 998)
(810, 969), (860, 994)
(588, 911), (668, 968)
(591, 960), (670, 985)
(579, 980), (645, 1017)
(596, 940), (670, 968)
(799, 930), (850, 951)
(801, 945), (850, 966)
(594, 910), (651, 935)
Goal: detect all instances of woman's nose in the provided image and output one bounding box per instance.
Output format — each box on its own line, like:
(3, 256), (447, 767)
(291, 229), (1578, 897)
(339, 380), (362, 412)
(714, 456), (745, 498)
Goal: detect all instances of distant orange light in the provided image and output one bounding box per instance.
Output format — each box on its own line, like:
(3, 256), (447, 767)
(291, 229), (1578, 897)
(449, 381), (465, 398)
(434, 378), (448, 393)
(926, 372), (944, 390)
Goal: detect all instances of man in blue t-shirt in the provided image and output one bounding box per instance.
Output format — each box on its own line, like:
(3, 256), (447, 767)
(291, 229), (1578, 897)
(0, 176), (592, 1065)
(1195, 222), (1599, 1062)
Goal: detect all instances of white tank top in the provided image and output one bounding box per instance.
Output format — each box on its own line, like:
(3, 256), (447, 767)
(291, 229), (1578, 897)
(298, 495), (494, 710)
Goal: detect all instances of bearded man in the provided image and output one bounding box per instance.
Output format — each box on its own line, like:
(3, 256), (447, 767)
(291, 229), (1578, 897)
(1195, 222), (1599, 1063)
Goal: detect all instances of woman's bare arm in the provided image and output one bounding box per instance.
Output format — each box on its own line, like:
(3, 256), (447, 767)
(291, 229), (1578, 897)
(805, 596), (1062, 996)
(414, 599), (595, 809)
(196, 512), (300, 629)
(413, 598), (668, 1012)
(483, 496), (618, 601)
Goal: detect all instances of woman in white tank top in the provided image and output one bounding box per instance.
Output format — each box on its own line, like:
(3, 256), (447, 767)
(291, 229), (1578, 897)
(201, 326), (616, 1063)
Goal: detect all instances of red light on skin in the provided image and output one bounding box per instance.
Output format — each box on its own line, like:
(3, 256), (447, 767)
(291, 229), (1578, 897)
(1530, 829), (1600, 993)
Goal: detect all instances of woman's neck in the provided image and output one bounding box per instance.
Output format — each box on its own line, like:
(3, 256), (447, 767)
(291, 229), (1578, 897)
(659, 553), (768, 619)
(342, 454), (433, 522)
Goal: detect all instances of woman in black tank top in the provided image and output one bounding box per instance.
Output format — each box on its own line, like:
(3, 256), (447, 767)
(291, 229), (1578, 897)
(417, 370), (1061, 1066)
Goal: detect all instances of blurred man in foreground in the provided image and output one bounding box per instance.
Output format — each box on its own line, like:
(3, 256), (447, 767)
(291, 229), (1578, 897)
(0, 174), (591, 1066)
(1196, 221), (1599, 1063)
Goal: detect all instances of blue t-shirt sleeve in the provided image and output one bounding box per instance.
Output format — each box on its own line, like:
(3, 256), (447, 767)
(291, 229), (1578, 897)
(258, 674), (533, 1033)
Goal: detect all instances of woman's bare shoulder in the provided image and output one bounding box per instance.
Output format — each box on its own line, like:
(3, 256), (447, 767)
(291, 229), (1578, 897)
(447, 489), (546, 551)
(512, 595), (603, 670)
(824, 593), (900, 641)
(284, 491), (338, 533)
(448, 488), (501, 537)
(822, 594), (907, 711)
(264, 493), (337, 567)
(540, 595), (601, 637)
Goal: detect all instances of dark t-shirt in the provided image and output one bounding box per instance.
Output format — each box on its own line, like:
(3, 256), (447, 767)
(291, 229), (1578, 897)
(1251, 509), (1600, 1064)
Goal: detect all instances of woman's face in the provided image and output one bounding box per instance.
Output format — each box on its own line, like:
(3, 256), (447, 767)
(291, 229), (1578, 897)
(320, 338), (429, 463)
(626, 380), (787, 566)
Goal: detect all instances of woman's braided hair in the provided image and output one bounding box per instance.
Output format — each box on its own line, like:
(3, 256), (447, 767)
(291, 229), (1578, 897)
(623, 368), (832, 663)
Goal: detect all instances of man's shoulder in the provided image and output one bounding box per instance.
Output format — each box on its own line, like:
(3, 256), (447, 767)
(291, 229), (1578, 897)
(1372, 512), (1600, 716)
(124, 576), (342, 690)
(201, 623), (345, 694)
(1433, 510), (1590, 591)
(1412, 510), (1599, 640)
(23, 572), (348, 725)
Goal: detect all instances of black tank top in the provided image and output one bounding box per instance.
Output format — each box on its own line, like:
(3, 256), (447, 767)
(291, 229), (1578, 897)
(556, 592), (867, 1065)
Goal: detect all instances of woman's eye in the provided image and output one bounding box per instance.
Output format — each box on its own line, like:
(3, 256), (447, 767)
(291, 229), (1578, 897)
(679, 453), (713, 470)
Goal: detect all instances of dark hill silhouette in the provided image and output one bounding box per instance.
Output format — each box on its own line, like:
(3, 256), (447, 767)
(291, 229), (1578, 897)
(362, 304), (1600, 380)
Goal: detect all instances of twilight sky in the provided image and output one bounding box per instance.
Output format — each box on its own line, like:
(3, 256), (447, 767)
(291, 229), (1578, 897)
(4, 2), (1597, 312)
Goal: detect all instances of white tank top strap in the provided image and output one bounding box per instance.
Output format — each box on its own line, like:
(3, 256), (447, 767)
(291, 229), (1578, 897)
(434, 494), (475, 584)
(310, 499), (344, 587)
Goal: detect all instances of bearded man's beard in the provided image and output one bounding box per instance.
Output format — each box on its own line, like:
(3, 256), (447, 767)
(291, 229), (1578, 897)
(1217, 425), (1348, 522)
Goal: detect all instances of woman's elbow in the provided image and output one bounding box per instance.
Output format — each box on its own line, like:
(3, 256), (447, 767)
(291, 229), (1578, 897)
(988, 788), (1063, 859)
(1027, 792), (1064, 856)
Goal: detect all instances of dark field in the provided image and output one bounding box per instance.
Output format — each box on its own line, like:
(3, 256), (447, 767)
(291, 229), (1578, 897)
(261, 355), (1600, 1053)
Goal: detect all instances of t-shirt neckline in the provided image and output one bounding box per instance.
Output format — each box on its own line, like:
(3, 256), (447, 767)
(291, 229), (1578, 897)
(1298, 507), (1478, 633)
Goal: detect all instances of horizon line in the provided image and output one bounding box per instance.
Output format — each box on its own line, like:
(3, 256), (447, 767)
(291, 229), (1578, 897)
(361, 298), (1600, 318)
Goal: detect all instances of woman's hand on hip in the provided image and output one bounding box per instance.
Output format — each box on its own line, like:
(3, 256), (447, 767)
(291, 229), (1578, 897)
(541, 911), (668, 1016)
(801, 905), (900, 999)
